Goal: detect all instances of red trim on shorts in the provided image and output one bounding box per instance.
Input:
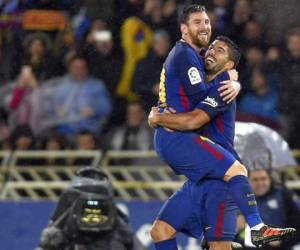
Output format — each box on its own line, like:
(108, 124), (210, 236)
(194, 137), (224, 160)
(179, 85), (190, 111)
(215, 202), (225, 237)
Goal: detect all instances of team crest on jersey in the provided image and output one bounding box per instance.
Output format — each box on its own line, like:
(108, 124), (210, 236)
(188, 67), (202, 85)
(202, 96), (218, 107)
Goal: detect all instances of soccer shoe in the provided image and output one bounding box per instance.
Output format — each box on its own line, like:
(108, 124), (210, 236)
(251, 225), (296, 247)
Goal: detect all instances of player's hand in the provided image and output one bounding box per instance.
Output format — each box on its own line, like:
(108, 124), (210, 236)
(163, 107), (176, 132)
(227, 69), (238, 81)
(218, 80), (241, 104)
(164, 107), (176, 114)
(148, 107), (160, 128)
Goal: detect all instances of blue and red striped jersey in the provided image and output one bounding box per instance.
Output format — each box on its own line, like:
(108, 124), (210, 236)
(158, 40), (208, 112)
(158, 39), (237, 156)
(196, 76), (237, 156)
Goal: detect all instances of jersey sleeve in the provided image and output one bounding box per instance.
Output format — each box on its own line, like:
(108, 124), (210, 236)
(176, 49), (206, 95)
(196, 84), (231, 119)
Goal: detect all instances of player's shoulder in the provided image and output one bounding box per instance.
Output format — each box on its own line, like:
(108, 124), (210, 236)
(209, 72), (229, 88)
(173, 40), (198, 59)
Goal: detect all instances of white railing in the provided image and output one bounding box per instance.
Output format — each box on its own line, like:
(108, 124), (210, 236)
(0, 150), (299, 201)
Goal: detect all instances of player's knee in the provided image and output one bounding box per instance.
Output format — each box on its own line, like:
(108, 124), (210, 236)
(209, 241), (232, 250)
(150, 220), (176, 242)
(224, 161), (248, 181)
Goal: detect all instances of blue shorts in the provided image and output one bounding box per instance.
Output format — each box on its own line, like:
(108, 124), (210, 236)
(157, 180), (238, 241)
(154, 128), (237, 182)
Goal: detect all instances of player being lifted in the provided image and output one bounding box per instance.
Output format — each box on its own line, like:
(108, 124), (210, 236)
(148, 4), (296, 250)
(150, 36), (242, 250)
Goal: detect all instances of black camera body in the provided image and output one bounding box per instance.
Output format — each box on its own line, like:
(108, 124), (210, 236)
(39, 167), (135, 250)
(64, 174), (117, 241)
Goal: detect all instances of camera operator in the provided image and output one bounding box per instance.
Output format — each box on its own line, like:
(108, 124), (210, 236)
(37, 166), (146, 250)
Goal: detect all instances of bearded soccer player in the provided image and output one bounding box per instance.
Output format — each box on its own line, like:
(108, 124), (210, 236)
(149, 5), (296, 250)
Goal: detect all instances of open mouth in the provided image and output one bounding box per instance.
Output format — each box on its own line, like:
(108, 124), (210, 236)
(206, 56), (216, 64)
(198, 32), (208, 39)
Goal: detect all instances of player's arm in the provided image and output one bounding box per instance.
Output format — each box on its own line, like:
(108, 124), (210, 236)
(148, 107), (210, 131)
(219, 71), (241, 103)
(149, 84), (230, 131)
(177, 50), (240, 103)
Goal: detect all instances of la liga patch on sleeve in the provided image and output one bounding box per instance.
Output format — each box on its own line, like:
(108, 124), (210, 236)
(188, 67), (202, 85)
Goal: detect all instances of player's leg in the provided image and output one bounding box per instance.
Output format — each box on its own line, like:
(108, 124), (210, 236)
(223, 161), (296, 246)
(200, 180), (238, 250)
(151, 220), (178, 250)
(182, 133), (259, 227)
(151, 182), (196, 250)
(151, 220), (177, 241)
(209, 241), (231, 250)
(223, 161), (264, 229)
(157, 133), (295, 246)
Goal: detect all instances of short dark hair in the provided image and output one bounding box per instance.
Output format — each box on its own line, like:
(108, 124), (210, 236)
(179, 4), (207, 24)
(215, 36), (241, 68)
(65, 52), (88, 68)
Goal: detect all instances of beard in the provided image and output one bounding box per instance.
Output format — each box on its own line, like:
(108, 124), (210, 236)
(188, 28), (211, 49)
(205, 62), (225, 75)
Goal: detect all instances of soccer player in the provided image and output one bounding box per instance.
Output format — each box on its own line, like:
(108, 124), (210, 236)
(150, 37), (241, 250)
(149, 5), (296, 249)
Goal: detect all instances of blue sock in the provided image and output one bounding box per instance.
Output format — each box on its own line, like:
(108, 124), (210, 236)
(154, 238), (178, 250)
(228, 175), (263, 228)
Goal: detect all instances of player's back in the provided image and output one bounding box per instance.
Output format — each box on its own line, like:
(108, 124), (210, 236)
(158, 40), (208, 113)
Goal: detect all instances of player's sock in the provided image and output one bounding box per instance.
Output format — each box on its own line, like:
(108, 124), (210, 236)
(154, 238), (178, 250)
(227, 175), (264, 228)
(251, 223), (265, 230)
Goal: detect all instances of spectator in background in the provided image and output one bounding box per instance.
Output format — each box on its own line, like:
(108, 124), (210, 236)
(84, 29), (122, 95)
(248, 168), (300, 249)
(132, 30), (171, 111)
(211, 0), (232, 36)
(241, 20), (266, 50)
(0, 32), (22, 83)
(9, 65), (38, 127)
(41, 133), (66, 151)
(142, 0), (179, 43)
(238, 69), (280, 130)
(231, 0), (253, 42)
(0, 107), (10, 143)
(239, 46), (264, 91)
(39, 132), (67, 165)
(23, 33), (63, 81)
(107, 102), (153, 151)
(49, 54), (112, 135)
(10, 125), (34, 151)
(83, 26), (125, 133)
(279, 28), (300, 148)
(0, 139), (11, 150)
(9, 125), (37, 167)
(76, 131), (98, 150)
(73, 131), (99, 166)
(263, 46), (281, 90)
(85, 18), (108, 44)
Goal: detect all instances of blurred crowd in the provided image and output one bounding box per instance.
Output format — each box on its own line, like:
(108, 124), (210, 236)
(0, 0), (300, 152)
